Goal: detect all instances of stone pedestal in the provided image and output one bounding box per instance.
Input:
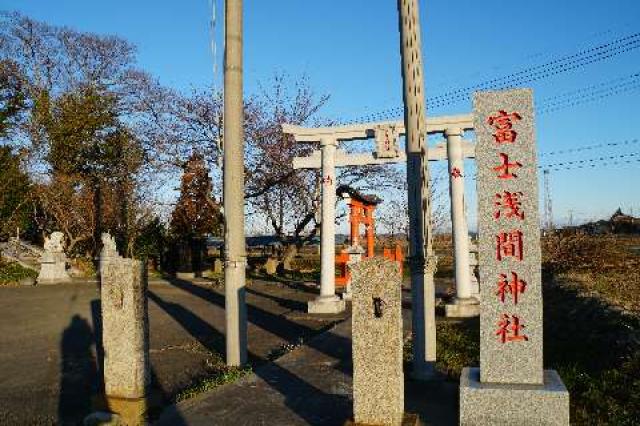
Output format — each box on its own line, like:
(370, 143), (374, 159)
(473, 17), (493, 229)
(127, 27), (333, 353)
(264, 257), (279, 275)
(469, 239), (481, 301)
(342, 245), (365, 301)
(99, 233), (150, 425)
(213, 258), (224, 274)
(445, 297), (480, 318)
(351, 258), (404, 426)
(37, 232), (71, 285)
(175, 271), (196, 280)
(37, 252), (72, 284)
(460, 368), (569, 426)
(307, 295), (346, 314)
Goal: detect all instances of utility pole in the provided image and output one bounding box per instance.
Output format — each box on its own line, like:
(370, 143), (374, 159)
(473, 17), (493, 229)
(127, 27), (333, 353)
(223, 0), (247, 367)
(397, 0), (437, 379)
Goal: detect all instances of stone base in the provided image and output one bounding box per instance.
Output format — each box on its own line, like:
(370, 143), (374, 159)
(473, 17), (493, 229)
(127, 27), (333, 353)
(342, 288), (352, 301)
(175, 272), (196, 280)
(345, 413), (420, 426)
(105, 395), (148, 426)
(36, 277), (72, 285)
(445, 298), (480, 318)
(460, 367), (569, 426)
(307, 296), (345, 314)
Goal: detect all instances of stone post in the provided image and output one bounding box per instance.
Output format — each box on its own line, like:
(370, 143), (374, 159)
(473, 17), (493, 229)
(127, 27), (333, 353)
(308, 137), (345, 314)
(459, 89), (569, 425)
(444, 128), (479, 318)
(351, 258), (404, 425)
(99, 233), (150, 424)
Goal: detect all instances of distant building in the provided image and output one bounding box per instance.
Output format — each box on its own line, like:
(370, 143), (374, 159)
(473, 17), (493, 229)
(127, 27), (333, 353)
(567, 208), (640, 235)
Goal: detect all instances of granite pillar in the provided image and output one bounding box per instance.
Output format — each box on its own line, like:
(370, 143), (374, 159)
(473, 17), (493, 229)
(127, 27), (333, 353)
(99, 233), (150, 424)
(351, 258), (404, 425)
(459, 89), (569, 425)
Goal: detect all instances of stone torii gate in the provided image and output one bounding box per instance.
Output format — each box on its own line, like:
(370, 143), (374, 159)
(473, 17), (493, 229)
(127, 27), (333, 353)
(284, 114), (478, 314)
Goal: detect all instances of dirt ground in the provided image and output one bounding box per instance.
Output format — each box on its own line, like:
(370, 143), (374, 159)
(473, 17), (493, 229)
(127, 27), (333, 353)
(0, 276), (346, 425)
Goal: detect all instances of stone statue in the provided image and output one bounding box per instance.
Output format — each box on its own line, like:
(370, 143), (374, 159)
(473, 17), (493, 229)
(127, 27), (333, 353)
(100, 233), (119, 260)
(37, 231), (71, 285)
(43, 231), (65, 253)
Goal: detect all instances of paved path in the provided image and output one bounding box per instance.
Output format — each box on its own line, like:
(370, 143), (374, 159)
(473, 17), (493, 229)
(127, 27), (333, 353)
(0, 277), (344, 425)
(157, 309), (459, 426)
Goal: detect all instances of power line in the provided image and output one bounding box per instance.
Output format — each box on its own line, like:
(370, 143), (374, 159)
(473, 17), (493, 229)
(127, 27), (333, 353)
(539, 138), (639, 157)
(339, 32), (640, 124)
(537, 72), (640, 114)
(539, 151), (640, 169)
(469, 152), (640, 180)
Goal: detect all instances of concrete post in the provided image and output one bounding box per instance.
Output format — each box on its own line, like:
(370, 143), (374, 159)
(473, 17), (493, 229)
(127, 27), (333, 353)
(308, 137), (345, 314)
(398, 0), (437, 379)
(444, 128), (479, 318)
(223, 0), (248, 367)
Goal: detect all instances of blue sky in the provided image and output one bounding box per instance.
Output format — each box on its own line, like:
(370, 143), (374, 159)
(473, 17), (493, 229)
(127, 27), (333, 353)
(2, 0), (640, 228)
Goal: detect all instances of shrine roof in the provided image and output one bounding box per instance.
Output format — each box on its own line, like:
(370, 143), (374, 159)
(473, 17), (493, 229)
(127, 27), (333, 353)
(336, 185), (382, 205)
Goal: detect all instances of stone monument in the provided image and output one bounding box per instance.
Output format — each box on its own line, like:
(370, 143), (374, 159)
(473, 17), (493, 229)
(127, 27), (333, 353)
(263, 257), (279, 275)
(459, 89), (569, 425)
(37, 231), (72, 285)
(99, 233), (150, 425)
(350, 257), (404, 425)
(468, 237), (480, 301)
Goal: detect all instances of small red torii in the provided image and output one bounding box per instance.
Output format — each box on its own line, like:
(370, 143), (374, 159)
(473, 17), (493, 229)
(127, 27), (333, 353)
(335, 185), (404, 289)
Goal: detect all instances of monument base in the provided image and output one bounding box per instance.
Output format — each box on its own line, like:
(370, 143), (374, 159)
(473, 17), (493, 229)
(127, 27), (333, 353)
(445, 298), (480, 318)
(307, 295), (345, 314)
(345, 412), (421, 426)
(175, 272), (196, 280)
(459, 367), (569, 426)
(36, 276), (72, 285)
(105, 394), (148, 426)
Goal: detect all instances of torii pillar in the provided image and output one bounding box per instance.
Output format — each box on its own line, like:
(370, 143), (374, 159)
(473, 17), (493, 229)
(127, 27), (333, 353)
(308, 137), (345, 314)
(445, 128), (480, 317)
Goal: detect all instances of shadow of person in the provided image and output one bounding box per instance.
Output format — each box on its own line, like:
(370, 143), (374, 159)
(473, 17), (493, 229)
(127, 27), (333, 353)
(58, 314), (99, 425)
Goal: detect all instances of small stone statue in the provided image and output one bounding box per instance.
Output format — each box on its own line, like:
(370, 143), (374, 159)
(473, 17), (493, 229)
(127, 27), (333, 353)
(100, 233), (119, 260)
(37, 231), (71, 285)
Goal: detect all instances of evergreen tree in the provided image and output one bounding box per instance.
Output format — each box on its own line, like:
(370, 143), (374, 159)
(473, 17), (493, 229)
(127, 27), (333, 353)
(170, 152), (223, 238)
(0, 147), (33, 240)
(169, 152), (222, 274)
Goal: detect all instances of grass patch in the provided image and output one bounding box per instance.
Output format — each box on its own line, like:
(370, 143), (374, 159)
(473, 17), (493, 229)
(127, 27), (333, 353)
(267, 337), (305, 361)
(174, 366), (252, 402)
(403, 264), (640, 423)
(0, 259), (37, 285)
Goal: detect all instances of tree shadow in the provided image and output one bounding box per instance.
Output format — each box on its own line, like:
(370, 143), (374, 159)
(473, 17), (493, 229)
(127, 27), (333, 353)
(147, 290), (235, 363)
(245, 286), (308, 313)
(543, 276), (640, 374)
(247, 272), (319, 295)
(151, 287), (352, 426)
(163, 276), (351, 365)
